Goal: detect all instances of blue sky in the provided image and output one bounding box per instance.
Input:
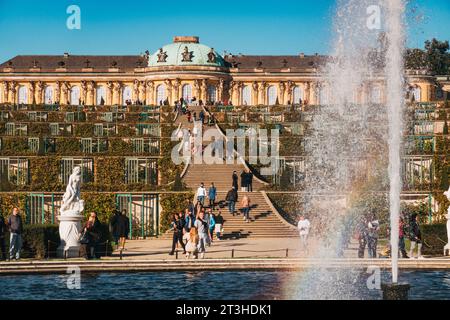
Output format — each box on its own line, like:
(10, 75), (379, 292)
(0, 0), (449, 62)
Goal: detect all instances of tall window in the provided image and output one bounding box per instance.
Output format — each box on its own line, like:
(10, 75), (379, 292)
(96, 86), (106, 105)
(293, 86), (303, 104)
(44, 86), (53, 104)
(18, 86), (28, 104)
(267, 86), (277, 105)
(412, 86), (421, 102)
(370, 86), (382, 104)
(242, 86), (252, 105)
(124, 158), (157, 185)
(156, 85), (166, 105)
(122, 86), (132, 105)
(207, 85), (217, 103)
(0, 158), (29, 185)
(70, 86), (80, 105)
(182, 84), (192, 101)
(319, 87), (329, 105)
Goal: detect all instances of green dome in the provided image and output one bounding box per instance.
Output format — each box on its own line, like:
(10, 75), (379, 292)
(148, 37), (226, 67)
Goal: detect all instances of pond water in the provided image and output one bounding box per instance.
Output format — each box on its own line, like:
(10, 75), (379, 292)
(0, 270), (448, 300)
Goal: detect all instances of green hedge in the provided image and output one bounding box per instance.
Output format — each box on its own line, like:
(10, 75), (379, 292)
(422, 224), (448, 255)
(3, 224), (60, 259)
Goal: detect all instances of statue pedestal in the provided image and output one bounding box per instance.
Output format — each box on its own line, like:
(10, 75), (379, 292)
(57, 213), (84, 258)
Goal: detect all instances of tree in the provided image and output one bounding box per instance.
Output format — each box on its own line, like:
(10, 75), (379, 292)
(443, 120), (449, 135)
(424, 38), (450, 75)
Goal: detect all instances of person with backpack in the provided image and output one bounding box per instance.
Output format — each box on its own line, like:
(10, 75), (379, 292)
(409, 214), (423, 259)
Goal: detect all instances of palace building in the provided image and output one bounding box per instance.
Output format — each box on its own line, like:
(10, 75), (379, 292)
(0, 36), (448, 107)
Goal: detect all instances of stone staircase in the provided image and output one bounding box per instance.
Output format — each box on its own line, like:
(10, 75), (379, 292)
(160, 162), (298, 239)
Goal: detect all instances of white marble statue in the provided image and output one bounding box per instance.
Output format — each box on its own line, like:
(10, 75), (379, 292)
(60, 166), (84, 215)
(57, 166), (85, 257)
(444, 186), (450, 255)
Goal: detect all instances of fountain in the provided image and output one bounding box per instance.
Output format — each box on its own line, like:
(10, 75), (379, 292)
(291, 0), (411, 299)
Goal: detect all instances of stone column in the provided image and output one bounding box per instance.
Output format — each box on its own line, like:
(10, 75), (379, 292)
(61, 82), (70, 105)
(139, 81), (146, 104)
(87, 81), (95, 105)
(146, 81), (154, 105)
(201, 79), (208, 103)
(80, 81), (87, 105)
(172, 79), (181, 103)
(165, 79), (172, 105)
(218, 79), (224, 103)
(8, 81), (17, 104)
(37, 81), (46, 104)
(55, 81), (61, 104)
(113, 82), (121, 105)
(194, 80), (200, 101)
(258, 82), (266, 105)
(252, 82), (258, 105)
(27, 81), (35, 104)
(106, 81), (113, 105)
(133, 79), (139, 103)
(310, 82), (317, 105)
(286, 81), (294, 105)
(1, 81), (8, 103)
(279, 82), (286, 105)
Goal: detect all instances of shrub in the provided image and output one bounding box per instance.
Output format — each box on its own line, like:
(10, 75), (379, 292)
(3, 224), (60, 259)
(422, 224), (448, 255)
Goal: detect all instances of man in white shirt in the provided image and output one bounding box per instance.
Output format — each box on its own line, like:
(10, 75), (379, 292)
(297, 215), (311, 254)
(197, 183), (207, 206)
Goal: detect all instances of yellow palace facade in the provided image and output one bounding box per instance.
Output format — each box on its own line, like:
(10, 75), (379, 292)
(0, 36), (448, 107)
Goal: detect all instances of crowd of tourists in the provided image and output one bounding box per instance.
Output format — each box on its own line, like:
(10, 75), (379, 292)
(169, 197), (224, 259)
(356, 212), (424, 259)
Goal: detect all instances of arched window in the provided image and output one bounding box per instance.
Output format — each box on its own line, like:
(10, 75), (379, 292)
(156, 85), (166, 105)
(70, 86), (80, 105)
(267, 86), (277, 105)
(370, 86), (382, 104)
(18, 86), (28, 104)
(122, 86), (132, 105)
(44, 86), (53, 104)
(207, 85), (217, 103)
(241, 86), (252, 105)
(413, 86), (421, 102)
(96, 86), (106, 105)
(293, 86), (303, 104)
(182, 84), (192, 101)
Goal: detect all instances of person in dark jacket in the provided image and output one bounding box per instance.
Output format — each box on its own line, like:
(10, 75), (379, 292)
(356, 217), (369, 258)
(240, 170), (247, 192)
(0, 212), (7, 260)
(87, 212), (102, 259)
(247, 170), (253, 192)
(409, 214), (423, 259)
(8, 207), (23, 260)
(184, 208), (196, 233)
(117, 210), (130, 251)
(109, 209), (121, 246)
(232, 171), (238, 190)
(169, 213), (186, 255)
(225, 186), (238, 216)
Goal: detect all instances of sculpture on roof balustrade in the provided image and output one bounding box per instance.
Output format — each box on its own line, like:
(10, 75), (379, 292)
(181, 46), (193, 62)
(157, 48), (168, 63)
(207, 48), (216, 63)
